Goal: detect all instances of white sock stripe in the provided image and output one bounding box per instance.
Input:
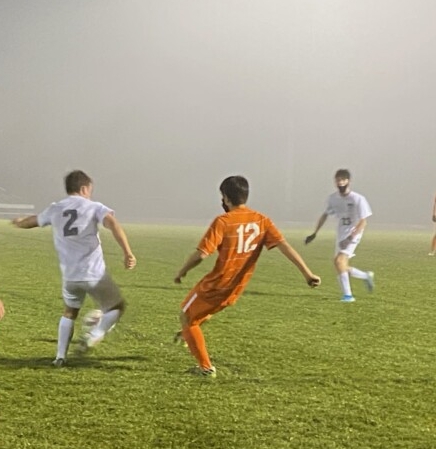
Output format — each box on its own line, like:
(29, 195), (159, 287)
(182, 293), (198, 313)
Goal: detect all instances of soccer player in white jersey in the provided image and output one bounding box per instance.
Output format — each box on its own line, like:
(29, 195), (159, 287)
(305, 169), (374, 302)
(12, 170), (136, 366)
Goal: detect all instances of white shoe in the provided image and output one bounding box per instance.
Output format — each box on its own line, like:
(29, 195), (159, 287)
(428, 252), (435, 256)
(364, 271), (375, 292)
(52, 358), (67, 367)
(76, 331), (104, 354)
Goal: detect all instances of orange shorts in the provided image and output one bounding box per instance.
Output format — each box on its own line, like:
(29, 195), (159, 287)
(181, 289), (226, 326)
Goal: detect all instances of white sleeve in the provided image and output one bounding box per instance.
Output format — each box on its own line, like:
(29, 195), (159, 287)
(358, 196), (372, 219)
(94, 202), (114, 224)
(325, 196), (335, 215)
(37, 203), (56, 227)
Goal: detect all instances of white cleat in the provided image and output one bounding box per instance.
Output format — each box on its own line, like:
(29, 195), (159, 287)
(76, 331), (104, 354)
(364, 271), (375, 292)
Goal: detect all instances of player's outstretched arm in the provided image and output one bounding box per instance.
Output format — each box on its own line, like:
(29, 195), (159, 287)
(305, 213), (328, 245)
(0, 300), (5, 320)
(276, 240), (321, 287)
(174, 249), (208, 284)
(12, 215), (39, 229)
(103, 214), (136, 269)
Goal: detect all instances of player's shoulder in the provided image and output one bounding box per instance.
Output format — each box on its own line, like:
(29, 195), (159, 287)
(238, 207), (274, 225)
(349, 190), (368, 201)
(215, 206), (267, 223)
(327, 191), (341, 202)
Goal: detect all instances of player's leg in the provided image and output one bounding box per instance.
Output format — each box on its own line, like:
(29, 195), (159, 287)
(174, 313), (212, 346)
(345, 240), (375, 292)
(349, 267), (375, 292)
(78, 274), (125, 352)
(429, 231), (436, 255)
(334, 253), (354, 302)
(180, 292), (224, 376)
(54, 282), (86, 366)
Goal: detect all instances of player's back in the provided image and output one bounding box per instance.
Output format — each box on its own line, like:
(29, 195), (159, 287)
(198, 206), (283, 303)
(38, 195), (112, 281)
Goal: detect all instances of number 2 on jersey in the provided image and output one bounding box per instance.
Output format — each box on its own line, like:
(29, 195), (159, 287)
(63, 209), (79, 236)
(236, 223), (260, 254)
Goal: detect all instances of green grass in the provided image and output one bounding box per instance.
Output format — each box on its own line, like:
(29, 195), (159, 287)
(0, 220), (435, 449)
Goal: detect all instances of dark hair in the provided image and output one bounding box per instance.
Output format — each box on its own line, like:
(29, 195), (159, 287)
(219, 176), (249, 205)
(334, 169), (351, 180)
(64, 170), (92, 194)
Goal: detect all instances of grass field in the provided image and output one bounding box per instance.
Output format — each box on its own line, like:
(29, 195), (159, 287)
(1, 220), (435, 449)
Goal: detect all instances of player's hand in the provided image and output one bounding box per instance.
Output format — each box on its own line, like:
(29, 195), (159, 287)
(11, 217), (23, 227)
(174, 271), (186, 284)
(0, 300), (5, 320)
(124, 254), (137, 270)
(433, 215), (436, 223)
(305, 233), (316, 245)
(307, 276), (321, 288)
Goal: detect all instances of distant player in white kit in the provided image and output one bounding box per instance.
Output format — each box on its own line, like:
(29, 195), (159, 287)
(12, 170), (136, 365)
(305, 169), (374, 302)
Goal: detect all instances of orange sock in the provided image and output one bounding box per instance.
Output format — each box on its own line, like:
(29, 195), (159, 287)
(182, 324), (212, 370)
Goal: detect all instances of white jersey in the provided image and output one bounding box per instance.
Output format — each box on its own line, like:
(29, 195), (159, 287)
(37, 195), (113, 281)
(325, 191), (372, 242)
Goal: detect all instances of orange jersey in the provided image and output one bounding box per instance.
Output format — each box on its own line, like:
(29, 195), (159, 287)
(195, 206), (284, 305)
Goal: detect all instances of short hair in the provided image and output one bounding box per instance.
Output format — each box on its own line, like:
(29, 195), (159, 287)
(64, 170), (92, 194)
(334, 169), (351, 180)
(219, 176), (249, 205)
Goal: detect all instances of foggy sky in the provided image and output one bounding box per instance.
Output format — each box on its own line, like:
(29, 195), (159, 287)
(1, 1), (435, 226)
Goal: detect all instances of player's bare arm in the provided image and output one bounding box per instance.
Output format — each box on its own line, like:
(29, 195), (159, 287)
(0, 300), (5, 320)
(305, 213), (328, 244)
(174, 249), (208, 284)
(276, 240), (321, 287)
(12, 215), (39, 229)
(103, 213), (136, 269)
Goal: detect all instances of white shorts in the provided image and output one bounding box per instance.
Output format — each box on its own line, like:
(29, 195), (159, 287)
(335, 234), (362, 258)
(62, 273), (123, 312)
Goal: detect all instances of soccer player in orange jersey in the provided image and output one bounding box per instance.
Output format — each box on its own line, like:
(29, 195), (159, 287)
(174, 175), (321, 377)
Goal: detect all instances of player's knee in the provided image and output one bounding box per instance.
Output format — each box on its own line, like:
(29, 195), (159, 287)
(334, 256), (348, 272)
(64, 307), (79, 320)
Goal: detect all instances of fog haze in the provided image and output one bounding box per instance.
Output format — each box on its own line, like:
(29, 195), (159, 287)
(1, 1), (435, 226)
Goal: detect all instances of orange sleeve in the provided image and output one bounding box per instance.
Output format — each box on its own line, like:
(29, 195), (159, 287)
(197, 217), (225, 255)
(263, 217), (285, 249)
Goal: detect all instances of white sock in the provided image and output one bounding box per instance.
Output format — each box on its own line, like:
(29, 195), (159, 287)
(90, 309), (121, 340)
(349, 267), (368, 280)
(338, 272), (352, 296)
(57, 316), (74, 359)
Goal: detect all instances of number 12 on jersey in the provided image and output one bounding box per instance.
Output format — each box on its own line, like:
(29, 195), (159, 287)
(236, 223), (260, 254)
